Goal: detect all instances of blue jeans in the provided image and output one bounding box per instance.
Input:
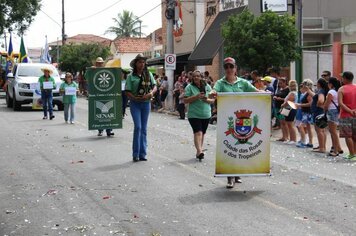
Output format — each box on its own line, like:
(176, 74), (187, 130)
(130, 100), (150, 158)
(64, 103), (75, 122)
(41, 90), (53, 117)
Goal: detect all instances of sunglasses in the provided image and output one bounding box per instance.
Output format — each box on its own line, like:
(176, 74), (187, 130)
(224, 64), (235, 69)
(321, 74), (328, 77)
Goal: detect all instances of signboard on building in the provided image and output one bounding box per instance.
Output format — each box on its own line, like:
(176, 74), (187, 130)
(219, 0), (248, 12)
(261, 0), (288, 13)
(165, 54), (176, 70)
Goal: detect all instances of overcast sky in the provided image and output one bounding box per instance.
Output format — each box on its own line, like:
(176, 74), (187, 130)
(3, 0), (162, 50)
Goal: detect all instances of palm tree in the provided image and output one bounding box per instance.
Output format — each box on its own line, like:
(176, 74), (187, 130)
(106, 10), (144, 38)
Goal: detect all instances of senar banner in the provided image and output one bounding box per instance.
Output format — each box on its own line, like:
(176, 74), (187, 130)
(215, 92), (271, 176)
(86, 67), (122, 130)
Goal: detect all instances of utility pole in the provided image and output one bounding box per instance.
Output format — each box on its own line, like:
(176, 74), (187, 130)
(295, 0), (303, 85)
(62, 0), (66, 45)
(165, 0), (175, 111)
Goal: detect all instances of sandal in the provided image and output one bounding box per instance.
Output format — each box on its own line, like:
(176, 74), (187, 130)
(277, 138), (287, 142)
(328, 151), (339, 157)
(312, 149), (326, 153)
(312, 146), (320, 150)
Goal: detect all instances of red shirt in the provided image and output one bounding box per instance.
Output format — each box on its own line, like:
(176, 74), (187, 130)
(340, 84), (356, 118)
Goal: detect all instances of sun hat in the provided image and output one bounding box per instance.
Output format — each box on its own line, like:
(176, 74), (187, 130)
(130, 53), (147, 68)
(41, 67), (53, 74)
(95, 57), (104, 63)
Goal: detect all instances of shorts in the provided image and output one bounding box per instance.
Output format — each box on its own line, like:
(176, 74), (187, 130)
(339, 117), (356, 139)
(160, 90), (168, 102)
(301, 112), (313, 125)
(326, 109), (339, 124)
(188, 118), (210, 134)
(285, 109), (297, 122)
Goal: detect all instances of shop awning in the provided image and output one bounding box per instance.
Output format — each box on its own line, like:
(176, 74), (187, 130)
(188, 6), (246, 65)
(147, 52), (191, 66)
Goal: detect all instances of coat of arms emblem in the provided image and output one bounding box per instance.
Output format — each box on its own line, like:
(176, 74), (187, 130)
(225, 109), (262, 144)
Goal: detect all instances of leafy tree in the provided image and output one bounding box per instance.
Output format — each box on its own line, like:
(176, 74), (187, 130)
(222, 10), (299, 74)
(106, 10), (144, 38)
(0, 0), (41, 34)
(59, 43), (110, 74)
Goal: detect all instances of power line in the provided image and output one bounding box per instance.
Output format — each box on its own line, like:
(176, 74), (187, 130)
(67, 0), (124, 23)
(40, 9), (61, 28)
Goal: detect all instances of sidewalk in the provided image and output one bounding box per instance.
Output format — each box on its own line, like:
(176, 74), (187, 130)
(270, 126), (349, 155)
(154, 107), (350, 156)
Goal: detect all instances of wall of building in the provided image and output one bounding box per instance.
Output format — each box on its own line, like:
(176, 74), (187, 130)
(174, 1), (196, 54)
(118, 53), (137, 69)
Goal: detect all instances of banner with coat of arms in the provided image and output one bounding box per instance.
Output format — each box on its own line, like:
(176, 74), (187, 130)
(215, 92), (271, 176)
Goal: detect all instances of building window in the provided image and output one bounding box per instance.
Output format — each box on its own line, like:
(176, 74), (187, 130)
(303, 17), (324, 30)
(206, 5), (216, 16)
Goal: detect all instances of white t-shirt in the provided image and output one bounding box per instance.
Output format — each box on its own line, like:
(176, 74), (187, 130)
(328, 89), (338, 110)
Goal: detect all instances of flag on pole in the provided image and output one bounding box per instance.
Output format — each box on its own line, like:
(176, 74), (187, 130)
(5, 33), (14, 80)
(40, 36), (52, 64)
(19, 36), (29, 63)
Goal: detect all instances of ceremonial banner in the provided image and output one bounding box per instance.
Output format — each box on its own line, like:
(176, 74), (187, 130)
(215, 93), (271, 176)
(86, 67), (122, 130)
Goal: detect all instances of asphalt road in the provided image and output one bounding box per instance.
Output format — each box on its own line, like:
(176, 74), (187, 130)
(0, 95), (355, 236)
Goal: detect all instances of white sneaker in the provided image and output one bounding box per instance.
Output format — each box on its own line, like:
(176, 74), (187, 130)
(70, 121), (75, 124)
(283, 140), (290, 144)
(288, 141), (296, 145)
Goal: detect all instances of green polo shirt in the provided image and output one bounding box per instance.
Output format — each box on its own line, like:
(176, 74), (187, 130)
(38, 75), (56, 90)
(125, 72), (156, 102)
(185, 83), (212, 119)
(213, 76), (257, 93)
(60, 81), (78, 104)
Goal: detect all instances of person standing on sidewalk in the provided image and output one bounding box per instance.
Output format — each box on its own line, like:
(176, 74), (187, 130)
(59, 73), (78, 124)
(184, 70), (214, 161)
(209, 57), (259, 189)
(38, 67), (56, 120)
(338, 71), (356, 160)
(324, 77), (343, 157)
(125, 54), (157, 162)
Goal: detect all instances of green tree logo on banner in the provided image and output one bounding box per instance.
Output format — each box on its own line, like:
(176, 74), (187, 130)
(93, 70), (116, 92)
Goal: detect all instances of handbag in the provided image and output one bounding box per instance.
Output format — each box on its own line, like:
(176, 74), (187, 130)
(280, 107), (291, 116)
(315, 113), (328, 128)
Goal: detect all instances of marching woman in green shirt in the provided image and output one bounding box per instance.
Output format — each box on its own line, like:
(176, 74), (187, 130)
(210, 57), (259, 188)
(38, 67), (56, 120)
(59, 73), (78, 124)
(184, 70), (215, 161)
(125, 54), (157, 162)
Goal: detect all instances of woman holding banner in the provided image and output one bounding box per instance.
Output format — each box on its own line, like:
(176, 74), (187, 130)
(210, 57), (259, 189)
(38, 67), (56, 120)
(125, 54), (157, 162)
(59, 73), (78, 124)
(184, 70), (214, 161)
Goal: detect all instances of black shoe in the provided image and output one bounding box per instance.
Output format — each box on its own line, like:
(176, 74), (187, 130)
(139, 158), (147, 161)
(98, 131), (103, 136)
(107, 132), (115, 137)
(133, 157), (139, 162)
(235, 177), (242, 183)
(50, 115), (55, 120)
(43, 116), (48, 120)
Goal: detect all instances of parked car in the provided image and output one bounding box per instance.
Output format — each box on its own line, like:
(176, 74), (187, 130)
(6, 63), (64, 111)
